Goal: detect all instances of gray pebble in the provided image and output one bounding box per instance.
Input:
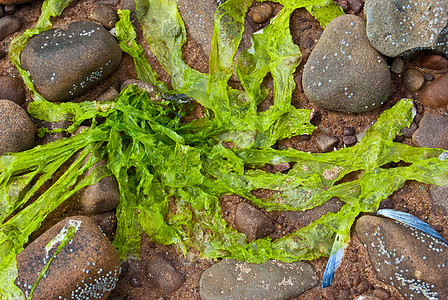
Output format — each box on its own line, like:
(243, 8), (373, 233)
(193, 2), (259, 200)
(0, 15), (21, 41)
(316, 133), (338, 152)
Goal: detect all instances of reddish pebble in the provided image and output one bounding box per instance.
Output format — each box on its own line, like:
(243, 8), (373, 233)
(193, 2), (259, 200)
(420, 55), (448, 70)
(419, 73), (448, 108)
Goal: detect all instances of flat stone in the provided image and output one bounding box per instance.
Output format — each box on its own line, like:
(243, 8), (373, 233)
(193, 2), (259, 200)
(412, 113), (448, 149)
(0, 75), (26, 105)
(16, 216), (121, 299)
(402, 68), (425, 92)
(355, 215), (448, 300)
(365, 0), (448, 57)
(429, 184), (448, 215)
(21, 21), (122, 102)
(316, 133), (339, 152)
(177, 0), (254, 81)
(199, 259), (317, 300)
(0, 99), (34, 156)
(234, 202), (275, 242)
(302, 15), (390, 113)
(0, 15), (21, 41)
(285, 197), (344, 228)
(420, 54), (448, 70)
(145, 253), (186, 295)
(419, 73), (448, 108)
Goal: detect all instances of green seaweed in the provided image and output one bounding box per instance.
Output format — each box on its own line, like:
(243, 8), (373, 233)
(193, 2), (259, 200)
(1, 0), (448, 298)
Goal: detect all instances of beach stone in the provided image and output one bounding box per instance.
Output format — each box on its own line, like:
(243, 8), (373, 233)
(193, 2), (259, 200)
(355, 215), (448, 300)
(0, 99), (34, 156)
(16, 216), (121, 299)
(316, 133), (339, 152)
(420, 54), (448, 70)
(251, 3), (273, 23)
(176, 0), (253, 81)
(121, 79), (161, 100)
(285, 198), (344, 228)
(96, 85), (119, 102)
(365, 0), (448, 57)
(412, 113), (448, 149)
(419, 73), (448, 108)
(21, 21), (122, 102)
(36, 119), (71, 145)
(0, 0), (30, 3)
(402, 68), (425, 92)
(302, 15), (390, 113)
(94, 211), (117, 241)
(0, 15), (21, 41)
(0, 75), (26, 105)
(199, 259), (317, 300)
(79, 158), (120, 214)
(90, 6), (118, 30)
(429, 184), (448, 215)
(145, 253), (186, 295)
(234, 202), (275, 242)
(390, 57), (404, 74)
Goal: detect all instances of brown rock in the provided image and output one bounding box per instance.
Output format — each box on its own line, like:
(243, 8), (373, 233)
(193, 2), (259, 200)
(0, 99), (34, 156)
(420, 54), (448, 70)
(94, 211), (117, 241)
(0, 76), (26, 105)
(16, 216), (121, 299)
(251, 3), (273, 23)
(0, 0), (30, 5)
(285, 198), (344, 228)
(234, 202), (275, 242)
(429, 184), (448, 215)
(419, 73), (448, 108)
(412, 113), (448, 149)
(90, 6), (118, 30)
(316, 133), (339, 152)
(373, 287), (390, 299)
(402, 68), (425, 92)
(0, 15), (21, 41)
(145, 253), (186, 295)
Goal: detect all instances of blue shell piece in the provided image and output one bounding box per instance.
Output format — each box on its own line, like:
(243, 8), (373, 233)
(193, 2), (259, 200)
(377, 209), (448, 245)
(322, 241), (346, 288)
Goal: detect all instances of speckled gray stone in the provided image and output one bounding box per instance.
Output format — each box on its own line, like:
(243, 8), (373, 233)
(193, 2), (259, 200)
(355, 215), (448, 300)
(199, 259), (317, 300)
(21, 21), (122, 102)
(302, 15), (390, 113)
(365, 0), (448, 57)
(16, 216), (120, 300)
(0, 99), (34, 155)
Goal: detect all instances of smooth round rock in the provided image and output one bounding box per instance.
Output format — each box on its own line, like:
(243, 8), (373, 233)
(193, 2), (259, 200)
(0, 15), (21, 41)
(90, 6), (118, 30)
(303, 15), (390, 113)
(0, 99), (34, 156)
(365, 0), (448, 57)
(412, 113), (448, 149)
(252, 3), (273, 23)
(419, 73), (448, 108)
(16, 216), (121, 299)
(0, 76), (26, 105)
(402, 68), (425, 92)
(21, 21), (122, 102)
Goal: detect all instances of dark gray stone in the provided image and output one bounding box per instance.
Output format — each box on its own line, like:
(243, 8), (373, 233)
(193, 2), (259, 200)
(0, 75), (26, 105)
(234, 202), (275, 242)
(145, 253), (186, 295)
(316, 133), (338, 152)
(16, 216), (121, 299)
(429, 184), (448, 215)
(0, 15), (21, 41)
(355, 215), (448, 300)
(302, 15), (390, 113)
(0, 99), (34, 156)
(412, 113), (448, 149)
(21, 21), (122, 102)
(90, 6), (118, 30)
(365, 0), (448, 57)
(199, 259), (317, 300)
